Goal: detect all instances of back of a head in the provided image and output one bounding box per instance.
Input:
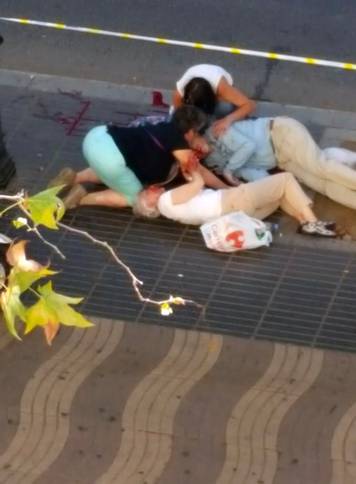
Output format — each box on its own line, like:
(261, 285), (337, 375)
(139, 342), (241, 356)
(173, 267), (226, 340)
(183, 77), (216, 115)
(132, 191), (161, 219)
(172, 105), (209, 135)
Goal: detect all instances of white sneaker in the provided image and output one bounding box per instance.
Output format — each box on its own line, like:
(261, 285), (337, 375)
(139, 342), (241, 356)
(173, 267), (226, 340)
(299, 221), (336, 238)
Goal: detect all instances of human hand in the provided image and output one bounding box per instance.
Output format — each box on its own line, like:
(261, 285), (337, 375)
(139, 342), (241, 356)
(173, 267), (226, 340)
(211, 117), (232, 137)
(181, 151), (199, 180)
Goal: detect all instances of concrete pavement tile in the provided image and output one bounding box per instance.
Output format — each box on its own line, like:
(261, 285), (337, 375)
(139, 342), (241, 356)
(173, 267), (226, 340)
(35, 322), (174, 484)
(1, 77), (356, 483)
(158, 338), (274, 484)
(0, 328), (74, 456)
(274, 349), (356, 484)
(319, 127), (356, 147)
(313, 193), (356, 240)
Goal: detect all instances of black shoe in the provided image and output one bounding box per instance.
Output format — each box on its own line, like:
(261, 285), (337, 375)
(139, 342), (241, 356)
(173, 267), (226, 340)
(298, 221), (337, 238)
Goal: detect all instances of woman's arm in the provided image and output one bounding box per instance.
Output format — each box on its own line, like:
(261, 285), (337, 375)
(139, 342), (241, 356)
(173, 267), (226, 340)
(197, 162), (229, 189)
(213, 78), (256, 136)
(169, 170), (205, 204)
(173, 149), (228, 190)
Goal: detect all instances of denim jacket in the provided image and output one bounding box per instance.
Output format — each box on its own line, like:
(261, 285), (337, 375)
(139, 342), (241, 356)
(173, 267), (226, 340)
(204, 118), (277, 181)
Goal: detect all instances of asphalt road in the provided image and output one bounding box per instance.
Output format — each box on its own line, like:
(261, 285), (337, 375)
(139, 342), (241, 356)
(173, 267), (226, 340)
(0, 0), (355, 111)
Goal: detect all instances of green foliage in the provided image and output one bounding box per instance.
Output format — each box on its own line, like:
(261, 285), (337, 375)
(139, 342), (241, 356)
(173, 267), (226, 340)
(24, 186), (65, 229)
(0, 283), (26, 340)
(0, 240), (93, 344)
(25, 281), (93, 335)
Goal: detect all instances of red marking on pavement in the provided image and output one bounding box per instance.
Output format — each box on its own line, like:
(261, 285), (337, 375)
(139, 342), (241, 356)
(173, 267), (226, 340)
(66, 100), (91, 136)
(152, 90), (169, 108)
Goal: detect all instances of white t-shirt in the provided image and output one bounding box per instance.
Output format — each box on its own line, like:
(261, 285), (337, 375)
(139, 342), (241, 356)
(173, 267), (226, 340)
(158, 189), (223, 225)
(176, 64), (233, 96)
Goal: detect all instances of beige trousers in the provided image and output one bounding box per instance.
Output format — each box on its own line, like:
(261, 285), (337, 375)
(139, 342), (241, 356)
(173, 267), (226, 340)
(271, 116), (356, 190)
(221, 172), (313, 222)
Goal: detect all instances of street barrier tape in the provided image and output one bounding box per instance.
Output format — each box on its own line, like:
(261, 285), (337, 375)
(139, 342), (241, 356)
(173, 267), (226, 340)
(1, 16), (356, 71)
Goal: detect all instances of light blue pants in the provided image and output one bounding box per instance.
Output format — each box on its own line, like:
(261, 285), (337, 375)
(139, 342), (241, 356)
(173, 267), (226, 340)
(82, 125), (143, 205)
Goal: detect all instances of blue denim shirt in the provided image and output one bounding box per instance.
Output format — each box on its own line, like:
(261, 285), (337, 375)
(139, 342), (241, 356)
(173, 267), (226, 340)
(204, 118), (277, 181)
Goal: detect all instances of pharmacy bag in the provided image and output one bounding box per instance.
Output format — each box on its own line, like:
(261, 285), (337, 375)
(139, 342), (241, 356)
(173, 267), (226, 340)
(200, 211), (273, 253)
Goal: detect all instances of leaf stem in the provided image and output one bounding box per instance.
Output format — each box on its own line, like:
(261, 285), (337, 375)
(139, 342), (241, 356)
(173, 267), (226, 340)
(19, 206), (66, 260)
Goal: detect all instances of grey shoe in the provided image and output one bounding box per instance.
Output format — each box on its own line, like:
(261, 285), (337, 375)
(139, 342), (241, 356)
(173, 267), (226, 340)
(48, 168), (76, 189)
(62, 184), (87, 210)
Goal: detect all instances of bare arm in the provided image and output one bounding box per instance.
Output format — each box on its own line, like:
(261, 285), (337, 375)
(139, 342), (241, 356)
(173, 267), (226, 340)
(198, 162), (229, 189)
(170, 171), (205, 205)
(213, 78), (256, 135)
(173, 150), (228, 189)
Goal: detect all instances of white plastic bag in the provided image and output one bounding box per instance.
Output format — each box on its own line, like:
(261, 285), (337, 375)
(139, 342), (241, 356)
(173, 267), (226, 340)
(200, 211), (273, 253)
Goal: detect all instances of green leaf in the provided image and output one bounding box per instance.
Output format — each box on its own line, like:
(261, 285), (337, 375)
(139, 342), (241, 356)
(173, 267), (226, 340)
(37, 281), (93, 328)
(9, 267), (57, 293)
(24, 186), (65, 229)
(0, 283), (26, 340)
(24, 298), (57, 335)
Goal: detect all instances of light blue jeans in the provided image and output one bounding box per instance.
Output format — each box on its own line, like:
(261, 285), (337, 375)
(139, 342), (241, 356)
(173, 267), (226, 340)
(82, 125), (143, 205)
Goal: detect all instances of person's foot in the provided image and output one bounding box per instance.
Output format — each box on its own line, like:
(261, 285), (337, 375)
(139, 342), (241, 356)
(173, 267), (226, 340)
(298, 220), (337, 238)
(62, 184), (87, 210)
(48, 168), (76, 189)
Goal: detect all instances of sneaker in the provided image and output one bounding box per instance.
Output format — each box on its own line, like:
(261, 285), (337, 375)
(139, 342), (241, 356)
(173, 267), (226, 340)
(62, 184), (87, 210)
(298, 220), (337, 238)
(48, 168), (76, 189)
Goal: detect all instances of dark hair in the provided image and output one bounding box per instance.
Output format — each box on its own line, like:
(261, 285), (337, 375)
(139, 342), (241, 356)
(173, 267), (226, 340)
(183, 77), (216, 115)
(171, 105), (209, 135)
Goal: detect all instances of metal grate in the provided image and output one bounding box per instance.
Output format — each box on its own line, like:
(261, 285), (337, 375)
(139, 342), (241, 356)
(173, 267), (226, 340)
(2, 87), (356, 353)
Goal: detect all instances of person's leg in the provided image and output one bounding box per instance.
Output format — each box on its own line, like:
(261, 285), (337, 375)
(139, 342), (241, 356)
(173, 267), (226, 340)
(272, 117), (356, 190)
(223, 172), (313, 221)
(79, 189), (129, 208)
(252, 201), (280, 220)
(82, 125), (142, 205)
(275, 173), (317, 223)
(221, 173), (336, 236)
(246, 172), (336, 236)
(271, 117), (325, 176)
(75, 168), (102, 184)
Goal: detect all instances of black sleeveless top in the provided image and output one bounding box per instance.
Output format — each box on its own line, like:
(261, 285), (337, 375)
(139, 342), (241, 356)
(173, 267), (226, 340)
(107, 121), (188, 184)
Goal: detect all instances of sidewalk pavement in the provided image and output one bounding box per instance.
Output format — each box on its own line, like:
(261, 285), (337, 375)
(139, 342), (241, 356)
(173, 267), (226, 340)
(1, 68), (356, 484)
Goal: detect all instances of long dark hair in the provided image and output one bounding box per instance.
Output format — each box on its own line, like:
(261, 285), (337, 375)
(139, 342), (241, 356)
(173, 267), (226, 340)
(183, 77), (216, 115)
(172, 105), (209, 135)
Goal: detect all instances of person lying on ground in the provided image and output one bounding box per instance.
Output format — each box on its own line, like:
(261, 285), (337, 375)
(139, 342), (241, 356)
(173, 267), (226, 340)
(172, 64), (256, 137)
(203, 116), (356, 210)
(48, 106), (227, 209)
(133, 169), (336, 238)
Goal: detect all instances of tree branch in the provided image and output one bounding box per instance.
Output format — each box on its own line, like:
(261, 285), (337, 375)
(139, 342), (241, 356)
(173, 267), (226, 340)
(58, 221), (203, 311)
(19, 206), (66, 260)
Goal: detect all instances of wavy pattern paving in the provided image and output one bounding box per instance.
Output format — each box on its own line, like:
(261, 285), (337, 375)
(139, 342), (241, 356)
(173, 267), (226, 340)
(97, 328), (223, 484)
(0, 319), (124, 484)
(331, 401), (356, 483)
(217, 343), (323, 484)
